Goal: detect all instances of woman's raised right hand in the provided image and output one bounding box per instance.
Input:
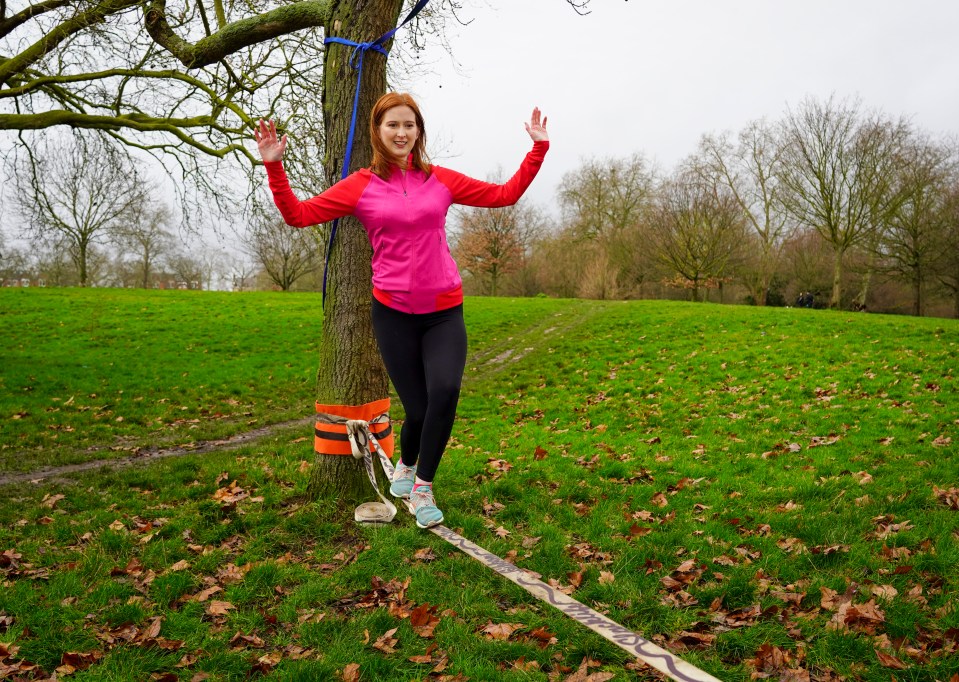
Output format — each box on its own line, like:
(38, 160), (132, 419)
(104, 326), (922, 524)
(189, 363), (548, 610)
(254, 119), (288, 162)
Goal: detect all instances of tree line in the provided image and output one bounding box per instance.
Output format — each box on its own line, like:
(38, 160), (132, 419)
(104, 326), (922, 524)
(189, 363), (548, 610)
(455, 96), (959, 318)
(3, 94), (958, 318)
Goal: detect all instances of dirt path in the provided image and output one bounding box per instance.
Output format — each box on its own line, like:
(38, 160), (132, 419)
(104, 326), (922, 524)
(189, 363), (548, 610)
(0, 416), (314, 487)
(463, 302), (607, 384)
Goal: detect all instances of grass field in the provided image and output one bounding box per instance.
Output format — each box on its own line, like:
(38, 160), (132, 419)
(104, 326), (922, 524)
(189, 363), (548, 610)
(0, 288), (957, 681)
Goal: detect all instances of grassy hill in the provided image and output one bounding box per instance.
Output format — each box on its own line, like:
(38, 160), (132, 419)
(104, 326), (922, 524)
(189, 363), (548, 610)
(0, 288), (956, 680)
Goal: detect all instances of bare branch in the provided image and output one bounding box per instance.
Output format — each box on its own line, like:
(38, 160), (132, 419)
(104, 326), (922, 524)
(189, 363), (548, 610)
(0, 0), (74, 40)
(144, 0), (331, 69)
(1, 109), (259, 160)
(0, 0), (141, 87)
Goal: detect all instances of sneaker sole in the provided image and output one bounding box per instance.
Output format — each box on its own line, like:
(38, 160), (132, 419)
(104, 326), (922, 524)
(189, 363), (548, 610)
(416, 516), (443, 529)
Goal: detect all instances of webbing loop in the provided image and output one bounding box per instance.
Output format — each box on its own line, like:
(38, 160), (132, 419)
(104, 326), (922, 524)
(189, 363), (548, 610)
(316, 411), (397, 523)
(321, 0), (431, 304)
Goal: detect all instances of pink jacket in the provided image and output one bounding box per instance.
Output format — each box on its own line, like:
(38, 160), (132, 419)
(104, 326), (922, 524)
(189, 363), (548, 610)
(264, 140), (549, 313)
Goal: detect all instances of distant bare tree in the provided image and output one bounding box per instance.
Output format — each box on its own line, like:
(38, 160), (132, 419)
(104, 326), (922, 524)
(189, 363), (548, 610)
(873, 134), (954, 315)
(245, 217), (320, 291)
(116, 202), (175, 288)
(933, 180), (959, 317)
(648, 169), (749, 303)
(0, 233), (30, 281)
(452, 195), (545, 297)
(559, 154), (656, 239)
(31, 236), (75, 286)
(164, 249), (205, 289)
(226, 254), (259, 291)
(525, 229), (585, 299)
(11, 134), (146, 286)
(777, 96), (912, 308)
(696, 119), (791, 305)
(558, 154), (657, 297)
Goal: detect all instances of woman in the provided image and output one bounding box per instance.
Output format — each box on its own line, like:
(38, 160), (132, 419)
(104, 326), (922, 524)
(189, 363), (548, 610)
(255, 92), (549, 528)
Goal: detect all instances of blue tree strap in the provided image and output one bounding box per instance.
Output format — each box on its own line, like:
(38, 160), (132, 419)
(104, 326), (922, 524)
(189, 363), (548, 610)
(321, 0), (431, 304)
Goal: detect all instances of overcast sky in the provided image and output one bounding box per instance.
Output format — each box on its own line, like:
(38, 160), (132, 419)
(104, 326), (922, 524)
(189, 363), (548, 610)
(5, 0), (958, 269)
(396, 0), (959, 210)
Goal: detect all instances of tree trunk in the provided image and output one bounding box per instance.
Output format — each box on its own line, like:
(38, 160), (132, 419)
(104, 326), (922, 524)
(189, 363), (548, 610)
(307, 0), (403, 504)
(830, 248), (843, 309)
(77, 240), (89, 287)
(757, 247), (774, 306)
(913, 266), (923, 317)
(854, 269), (871, 311)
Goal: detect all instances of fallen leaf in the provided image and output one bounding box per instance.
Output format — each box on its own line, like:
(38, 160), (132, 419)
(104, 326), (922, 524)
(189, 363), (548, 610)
(229, 632), (265, 649)
(410, 603), (440, 638)
(413, 547), (438, 562)
(527, 626), (556, 649)
(563, 657), (614, 682)
(875, 650), (908, 669)
(252, 651), (283, 673)
(340, 662), (361, 682)
(41, 494), (66, 509)
(667, 630), (716, 650)
(512, 656), (541, 671)
(650, 492), (668, 508)
(58, 650), (103, 672)
(372, 627), (399, 654)
(207, 600), (234, 616)
(191, 585), (222, 602)
(480, 621), (525, 641)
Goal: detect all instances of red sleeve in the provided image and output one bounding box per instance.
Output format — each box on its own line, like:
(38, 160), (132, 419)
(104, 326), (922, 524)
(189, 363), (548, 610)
(264, 161), (372, 228)
(432, 140), (549, 208)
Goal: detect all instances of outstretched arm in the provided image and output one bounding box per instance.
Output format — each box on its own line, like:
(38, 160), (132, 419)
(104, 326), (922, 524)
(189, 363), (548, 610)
(435, 109), (550, 208)
(256, 118), (368, 227)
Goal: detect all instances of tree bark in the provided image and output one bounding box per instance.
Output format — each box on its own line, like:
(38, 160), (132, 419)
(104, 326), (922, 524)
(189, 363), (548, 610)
(307, 0), (402, 503)
(913, 266), (923, 317)
(831, 249), (843, 308)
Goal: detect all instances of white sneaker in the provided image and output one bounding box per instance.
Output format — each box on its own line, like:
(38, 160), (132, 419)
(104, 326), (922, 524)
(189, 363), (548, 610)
(409, 484), (444, 528)
(389, 462), (416, 498)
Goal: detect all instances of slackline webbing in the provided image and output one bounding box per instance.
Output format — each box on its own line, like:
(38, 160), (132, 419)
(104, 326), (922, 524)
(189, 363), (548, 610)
(316, 410), (397, 523)
(343, 416), (721, 682)
(321, 0), (431, 304)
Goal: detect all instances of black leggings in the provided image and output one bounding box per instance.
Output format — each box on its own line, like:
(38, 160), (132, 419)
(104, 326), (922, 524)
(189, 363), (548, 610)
(371, 299), (467, 483)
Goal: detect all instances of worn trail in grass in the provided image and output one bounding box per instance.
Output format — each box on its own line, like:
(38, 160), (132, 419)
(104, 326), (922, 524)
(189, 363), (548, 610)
(1, 292), (957, 681)
(0, 289), (593, 477)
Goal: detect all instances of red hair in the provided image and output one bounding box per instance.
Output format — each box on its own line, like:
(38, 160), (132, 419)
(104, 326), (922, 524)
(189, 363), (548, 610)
(369, 92), (430, 179)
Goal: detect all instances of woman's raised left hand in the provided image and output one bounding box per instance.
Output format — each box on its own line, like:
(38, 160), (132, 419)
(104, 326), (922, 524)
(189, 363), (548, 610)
(524, 107), (549, 142)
